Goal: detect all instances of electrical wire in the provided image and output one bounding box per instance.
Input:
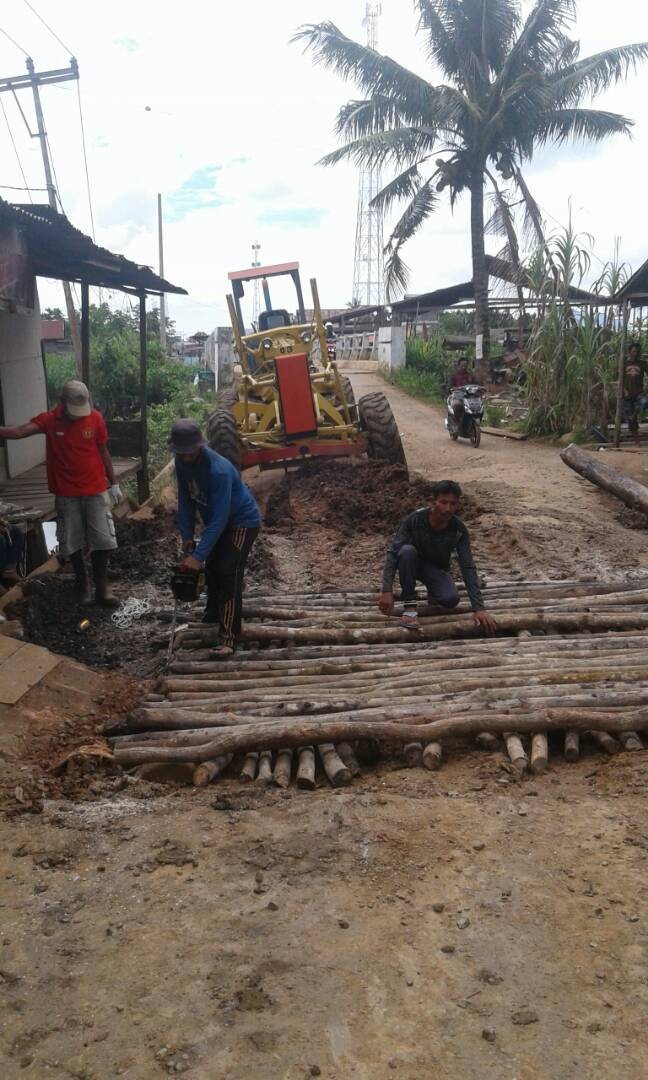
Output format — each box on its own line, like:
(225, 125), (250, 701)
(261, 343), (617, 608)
(76, 80), (95, 238)
(0, 183), (47, 191)
(0, 25), (29, 56)
(21, 0), (74, 56)
(0, 97), (33, 202)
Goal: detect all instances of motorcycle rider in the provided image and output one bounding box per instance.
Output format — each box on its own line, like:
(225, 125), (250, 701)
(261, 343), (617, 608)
(451, 357), (474, 389)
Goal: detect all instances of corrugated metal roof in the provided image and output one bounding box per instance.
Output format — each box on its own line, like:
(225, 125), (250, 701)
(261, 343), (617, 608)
(613, 258), (648, 303)
(0, 200), (187, 296)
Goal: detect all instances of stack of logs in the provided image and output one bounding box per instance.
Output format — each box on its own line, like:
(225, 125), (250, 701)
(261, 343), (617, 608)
(107, 576), (648, 787)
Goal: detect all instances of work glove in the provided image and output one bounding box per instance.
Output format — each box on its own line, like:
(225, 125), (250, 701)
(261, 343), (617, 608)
(108, 484), (123, 506)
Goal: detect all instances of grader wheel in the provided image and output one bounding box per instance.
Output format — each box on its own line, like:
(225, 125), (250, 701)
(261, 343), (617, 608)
(206, 408), (242, 471)
(358, 391), (407, 472)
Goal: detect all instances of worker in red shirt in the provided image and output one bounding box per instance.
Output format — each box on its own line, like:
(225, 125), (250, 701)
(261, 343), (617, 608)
(0, 380), (122, 607)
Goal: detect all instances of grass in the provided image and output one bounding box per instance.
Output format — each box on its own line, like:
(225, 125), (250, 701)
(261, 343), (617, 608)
(388, 367), (445, 405)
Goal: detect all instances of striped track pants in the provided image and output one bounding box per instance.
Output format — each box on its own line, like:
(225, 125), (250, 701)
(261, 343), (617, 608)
(204, 525), (260, 648)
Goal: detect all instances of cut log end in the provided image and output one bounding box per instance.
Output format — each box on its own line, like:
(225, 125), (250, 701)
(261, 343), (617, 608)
(319, 743), (352, 787)
(422, 742), (443, 771)
(296, 746), (316, 791)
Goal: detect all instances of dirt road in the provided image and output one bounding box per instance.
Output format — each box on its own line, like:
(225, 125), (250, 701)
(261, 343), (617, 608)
(2, 378), (648, 1080)
(349, 369), (648, 577)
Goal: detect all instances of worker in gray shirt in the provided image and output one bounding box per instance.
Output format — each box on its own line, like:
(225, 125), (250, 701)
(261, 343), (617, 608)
(379, 480), (497, 632)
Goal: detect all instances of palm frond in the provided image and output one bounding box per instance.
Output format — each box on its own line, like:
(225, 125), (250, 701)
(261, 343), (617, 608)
(536, 108), (633, 145)
(334, 87), (474, 140)
(318, 128), (438, 169)
(550, 43), (648, 106)
(484, 171), (521, 266)
(498, 0), (576, 89)
(512, 167), (547, 251)
(370, 164), (427, 214)
(384, 249), (410, 301)
(384, 179), (439, 299)
(416, 0), (520, 79)
(293, 22), (435, 119)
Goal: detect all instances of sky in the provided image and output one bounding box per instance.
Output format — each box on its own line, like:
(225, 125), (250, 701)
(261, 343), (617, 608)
(1, 0), (647, 334)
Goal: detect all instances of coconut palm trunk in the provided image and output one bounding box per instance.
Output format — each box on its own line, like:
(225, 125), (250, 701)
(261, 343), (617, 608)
(470, 163), (490, 383)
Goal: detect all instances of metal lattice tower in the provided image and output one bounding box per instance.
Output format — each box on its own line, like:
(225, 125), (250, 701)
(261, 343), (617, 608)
(352, 3), (385, 306)
(251, 241), (261, 326)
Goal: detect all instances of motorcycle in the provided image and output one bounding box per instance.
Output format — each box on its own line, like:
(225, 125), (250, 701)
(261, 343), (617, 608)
(445, 385), (485, 448)
(326, 338), (337, 362)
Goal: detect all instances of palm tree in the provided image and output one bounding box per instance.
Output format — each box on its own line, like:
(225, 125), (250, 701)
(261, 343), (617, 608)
(294, 0), (648, 377)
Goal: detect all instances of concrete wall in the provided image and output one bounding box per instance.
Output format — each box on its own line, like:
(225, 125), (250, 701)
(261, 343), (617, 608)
(0, 289), (47, 478)
(378, 325), (406, 372)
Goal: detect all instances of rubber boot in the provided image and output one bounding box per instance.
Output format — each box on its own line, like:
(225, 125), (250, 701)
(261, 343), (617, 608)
(90, 550), (119, 609)
(69, 550), (92, 604)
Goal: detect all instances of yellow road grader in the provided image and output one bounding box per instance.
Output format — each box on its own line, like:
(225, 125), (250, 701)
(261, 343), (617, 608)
(206, 261), (407, 473)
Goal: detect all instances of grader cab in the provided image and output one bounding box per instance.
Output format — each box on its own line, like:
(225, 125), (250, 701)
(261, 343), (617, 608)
(207, 261), (406, 474)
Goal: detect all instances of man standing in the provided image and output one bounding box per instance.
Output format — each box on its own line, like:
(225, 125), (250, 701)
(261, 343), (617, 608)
(170, 419), (261, 657)
(623, 342), (645, 440)
(0, 380), (122, 606)
(379, 480), (496, 632)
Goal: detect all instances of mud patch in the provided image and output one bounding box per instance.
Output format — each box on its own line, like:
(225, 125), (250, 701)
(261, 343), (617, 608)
(17, 508), (277, 675)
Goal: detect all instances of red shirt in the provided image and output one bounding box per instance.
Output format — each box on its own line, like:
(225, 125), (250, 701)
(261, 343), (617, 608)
(31, 405), (109, 497)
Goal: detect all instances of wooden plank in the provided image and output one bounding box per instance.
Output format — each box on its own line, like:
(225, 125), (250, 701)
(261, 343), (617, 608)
(0, 641), (61, 704)
(482, 426), (527, 441)
(0, 635), (25, 662)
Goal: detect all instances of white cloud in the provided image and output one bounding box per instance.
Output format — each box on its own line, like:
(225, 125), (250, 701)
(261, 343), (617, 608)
(0, 0), (646, 332)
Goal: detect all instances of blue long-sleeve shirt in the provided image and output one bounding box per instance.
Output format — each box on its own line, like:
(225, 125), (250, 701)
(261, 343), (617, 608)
(176, 448), (261, 563)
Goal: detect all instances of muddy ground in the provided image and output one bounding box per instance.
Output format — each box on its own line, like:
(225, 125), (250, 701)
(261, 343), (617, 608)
(2, 372), (648, 1079)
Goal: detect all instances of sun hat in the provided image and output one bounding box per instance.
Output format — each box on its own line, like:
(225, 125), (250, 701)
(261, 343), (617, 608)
(167, 418), (206, 454)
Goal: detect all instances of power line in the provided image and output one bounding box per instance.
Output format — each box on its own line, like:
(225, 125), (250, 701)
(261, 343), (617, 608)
(21, 0), (74, 56)
(0, 96), (33, 202)
(0, 25), (29, 56)
(76, 79), (95, 237)
(0, 182), (47, 191)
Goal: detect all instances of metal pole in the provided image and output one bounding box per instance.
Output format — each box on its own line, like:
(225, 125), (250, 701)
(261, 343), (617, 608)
(26, 57), (83, 375)
(614, 300), (630, 448)
(138, 293), (150, 502)
(157, 193), (166, 356)
(81, 281), (90, 387)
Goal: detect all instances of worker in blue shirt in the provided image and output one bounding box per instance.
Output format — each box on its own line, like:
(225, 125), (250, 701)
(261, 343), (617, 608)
(170, 419), (261, 657)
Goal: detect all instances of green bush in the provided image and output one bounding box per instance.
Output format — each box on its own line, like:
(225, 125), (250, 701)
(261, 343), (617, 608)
(484, 404), (505, 428)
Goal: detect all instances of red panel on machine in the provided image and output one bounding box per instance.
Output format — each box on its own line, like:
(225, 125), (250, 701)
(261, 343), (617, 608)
(275, 353), (318, 438)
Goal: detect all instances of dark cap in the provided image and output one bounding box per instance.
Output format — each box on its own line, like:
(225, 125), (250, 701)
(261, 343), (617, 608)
(167, 419), (206, 454)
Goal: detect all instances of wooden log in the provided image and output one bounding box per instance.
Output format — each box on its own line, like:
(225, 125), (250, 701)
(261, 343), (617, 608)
(403, 742), (423, 767)
(564, 731), (580, 762)
(240, 752), (259, 781)
(422, 742), (443, 771)
(318, 743), (352, 787)
(112, 708), (648, 767)
(257, 750), (273, 782)
(504, 733), (528, 775)
(192, 753), (232, 788)
(272, 748), (293, 788)
(336, 742), (361, 777)
(530, 733), (549, 775)
(208, 611), (648, 646)
(296, 746), (316, 790)
(561, 443), (648, 516)
(619, 731), (643, 752)
(588, 730), (621, 755)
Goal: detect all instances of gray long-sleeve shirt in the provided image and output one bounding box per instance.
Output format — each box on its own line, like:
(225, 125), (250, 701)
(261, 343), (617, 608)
(382, 509), (485, 610)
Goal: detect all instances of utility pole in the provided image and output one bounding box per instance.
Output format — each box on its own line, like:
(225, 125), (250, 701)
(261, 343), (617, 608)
(0, 57), (83, 374)
(157, 193), (166, 355)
